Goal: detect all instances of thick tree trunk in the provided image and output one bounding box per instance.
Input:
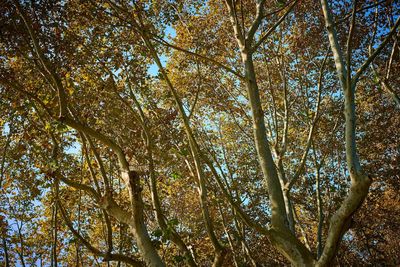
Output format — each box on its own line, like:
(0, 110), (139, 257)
(276, 159), (296, 233)
(241, 51), (288, 228)
(317, 1), (377, 264)
(241, 50), (315, 266)
(125, 171), (165, 267)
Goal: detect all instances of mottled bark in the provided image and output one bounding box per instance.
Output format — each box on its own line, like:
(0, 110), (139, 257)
(316, 0), (399, 264)
(225, 1), (315, 265)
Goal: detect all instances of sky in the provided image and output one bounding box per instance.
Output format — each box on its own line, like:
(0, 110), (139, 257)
(147, 25), (176, 76)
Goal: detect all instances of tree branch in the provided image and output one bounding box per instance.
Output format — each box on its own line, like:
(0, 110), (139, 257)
(352, 16), (400, 85)
(287, 51), (329, 190)
(57, 200), (141, 266)
(320, 0), (347, 89)
(247, 0), (266, 41)
(151, 36), (245, 80)
(14, 1), (67, 117)
(251, 0), (299, 52)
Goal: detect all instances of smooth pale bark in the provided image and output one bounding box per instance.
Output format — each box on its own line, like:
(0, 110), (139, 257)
(316, 0), (393, 265)
(292, 208), (312, 251)
(242, 45), (314, 267)
(276, 158), (295, 233)
(316, 178), (370, 267)
(276, 64), (296, 233)
(225, 1), (315, 264)
(63, 120), (164, 267)
(42, 108), (155, 267)
(115, 168), (164, 267)
(241, 52), (288, 229)
(242, 34), (315, 267)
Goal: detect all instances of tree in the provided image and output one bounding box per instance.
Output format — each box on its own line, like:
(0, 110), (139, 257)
(0, 0), (399, 266)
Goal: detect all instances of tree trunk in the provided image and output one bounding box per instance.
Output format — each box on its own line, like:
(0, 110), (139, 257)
(126, 171), (165, 267)
(240, 50), (315, 266)
(241, 51), (288, 228)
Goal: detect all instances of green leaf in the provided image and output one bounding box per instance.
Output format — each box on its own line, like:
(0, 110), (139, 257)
(170, 172), (181, 180)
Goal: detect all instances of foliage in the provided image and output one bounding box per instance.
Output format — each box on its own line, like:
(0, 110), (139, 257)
(0, 0), (399, 266)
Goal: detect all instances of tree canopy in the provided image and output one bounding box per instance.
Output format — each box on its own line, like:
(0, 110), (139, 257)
(0, 0), (399, 266)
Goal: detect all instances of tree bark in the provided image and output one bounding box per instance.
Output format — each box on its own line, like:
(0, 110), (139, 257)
(2, 237), (10, 267)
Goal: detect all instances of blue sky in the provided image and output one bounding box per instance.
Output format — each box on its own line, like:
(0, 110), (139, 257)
(147, 25), (176, 76)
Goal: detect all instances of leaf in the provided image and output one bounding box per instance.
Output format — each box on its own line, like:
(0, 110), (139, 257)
(170, 172), (181, 180)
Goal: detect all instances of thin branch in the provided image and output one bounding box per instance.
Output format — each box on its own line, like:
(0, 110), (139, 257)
(225, 0), (246, 49)
(14, 1), (131, 176)
(346, 0), (358, 90)
(247, 0), (266, 41)
(151, 37), (245, 80)
(80, 135), (102, 194)
(57, 200), (141, 266)
(334, 0), (387, 26)
(368, 6), (400, 107)
(251, 0), (299, 52)
(14, 1), (67, 117)
(287, 50), (329, 190)
(85, 135), (111, 192)
(352, 16), (400, 85)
